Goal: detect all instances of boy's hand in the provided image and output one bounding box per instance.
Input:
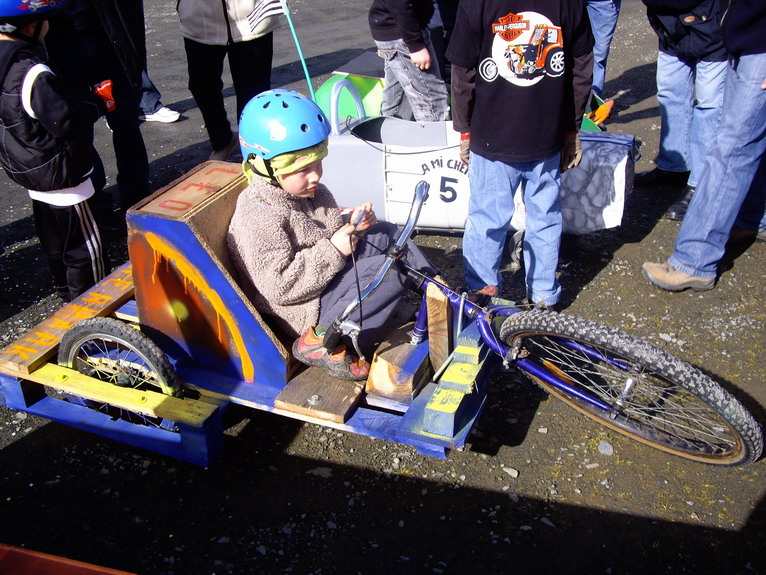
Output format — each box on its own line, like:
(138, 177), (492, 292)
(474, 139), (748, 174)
(330, 224), (358, 256)
(410, 47), (431, 71)
(350, 202), (376, 232)
(459, 133), (470, 165)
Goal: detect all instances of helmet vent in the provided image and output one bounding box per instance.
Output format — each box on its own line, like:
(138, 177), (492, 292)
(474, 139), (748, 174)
(300, 124), (309, 133)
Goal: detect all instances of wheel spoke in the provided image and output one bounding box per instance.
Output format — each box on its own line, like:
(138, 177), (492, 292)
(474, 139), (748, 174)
(58, 318), (182, 431)
(499, 310), (762, 465)
(524, 334), (739, 455)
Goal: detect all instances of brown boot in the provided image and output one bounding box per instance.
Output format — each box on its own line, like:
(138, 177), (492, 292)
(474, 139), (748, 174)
(641, 262), (714, 292)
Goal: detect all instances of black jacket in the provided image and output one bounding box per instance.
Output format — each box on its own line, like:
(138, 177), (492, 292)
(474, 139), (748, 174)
(369, 0), (435, 53)
(721, 0), (766, 56)
(643, 0), (727, 61)
(47, 0), (146, 91)
(0, 41), (100, 191)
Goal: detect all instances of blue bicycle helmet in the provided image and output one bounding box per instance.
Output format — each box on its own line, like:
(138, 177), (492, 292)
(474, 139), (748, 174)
(239, 89), (331, 161)
(0, 0), (67, 34)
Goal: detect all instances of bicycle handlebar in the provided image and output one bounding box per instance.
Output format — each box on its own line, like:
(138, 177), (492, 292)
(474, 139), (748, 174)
(321, 180), (430, 356)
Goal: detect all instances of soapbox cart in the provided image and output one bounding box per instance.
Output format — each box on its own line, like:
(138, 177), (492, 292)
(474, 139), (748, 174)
(0, 163), (762, 468)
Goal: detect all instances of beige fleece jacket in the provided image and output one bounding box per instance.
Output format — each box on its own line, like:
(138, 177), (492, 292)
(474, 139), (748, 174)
(226, 178), (346, 339)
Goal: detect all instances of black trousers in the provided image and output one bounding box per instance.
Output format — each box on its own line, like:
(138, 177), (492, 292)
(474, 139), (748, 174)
(183, 34), (273, 152)
(32, 197), (108, 301)
(46, 29), (149, 217)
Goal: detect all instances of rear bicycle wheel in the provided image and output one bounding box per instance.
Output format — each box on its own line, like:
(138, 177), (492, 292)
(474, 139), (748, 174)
(500, 310), (763, 465)
(58, 317), (183, 428)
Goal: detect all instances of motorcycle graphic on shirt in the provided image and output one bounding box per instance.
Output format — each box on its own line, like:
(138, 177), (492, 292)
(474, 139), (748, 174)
(479, 11), (564, 87)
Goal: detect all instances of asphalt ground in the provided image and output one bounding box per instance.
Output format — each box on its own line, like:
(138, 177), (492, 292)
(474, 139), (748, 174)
(1, 1), (765, 574)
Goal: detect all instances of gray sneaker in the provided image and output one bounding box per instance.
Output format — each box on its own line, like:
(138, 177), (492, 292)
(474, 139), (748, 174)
(508, 229), (524, 272)
(641, 261), (714, 292)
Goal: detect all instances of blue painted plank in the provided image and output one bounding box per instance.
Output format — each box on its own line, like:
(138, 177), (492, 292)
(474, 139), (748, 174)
(0, 374), (223, 466)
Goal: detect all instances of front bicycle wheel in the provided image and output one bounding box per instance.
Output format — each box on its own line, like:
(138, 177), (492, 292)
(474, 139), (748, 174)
(499, 310), (763, 466)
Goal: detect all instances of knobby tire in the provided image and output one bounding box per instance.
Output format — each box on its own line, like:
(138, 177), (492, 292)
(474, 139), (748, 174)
(499, 310), (763, 466)
(57, 317), (183, 427)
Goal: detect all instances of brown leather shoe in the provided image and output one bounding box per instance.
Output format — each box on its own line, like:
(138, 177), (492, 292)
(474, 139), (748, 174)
(641, 261), (714, 292)
(664, 185), (695, 220)
(635, 168), (689, 188)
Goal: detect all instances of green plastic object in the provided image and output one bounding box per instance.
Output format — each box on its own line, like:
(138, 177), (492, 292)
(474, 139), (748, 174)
(316, 74), (384, 122)
(316, 70), (606, 131)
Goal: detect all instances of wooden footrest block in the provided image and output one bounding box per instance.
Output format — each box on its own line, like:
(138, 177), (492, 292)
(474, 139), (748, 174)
(366, 322), (431, 407)
(275, 366), (364, 424)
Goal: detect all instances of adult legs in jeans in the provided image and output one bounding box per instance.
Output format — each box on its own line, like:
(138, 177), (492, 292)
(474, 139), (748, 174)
(139, 69), (162, 115)
(375, 33), (449, 122)
(668, 54), (766, 279)
(656, 53), (726, 184)
(586, 0), (621, 97)
(686, 60), (726, 187)
(464, 153), (562, 306)
(734, 156), (766, 233)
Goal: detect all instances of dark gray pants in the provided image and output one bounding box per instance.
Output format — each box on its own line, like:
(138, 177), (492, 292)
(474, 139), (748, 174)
(318, 222), (435, 355)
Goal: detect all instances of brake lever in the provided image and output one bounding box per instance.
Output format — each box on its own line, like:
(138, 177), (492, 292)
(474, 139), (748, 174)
(339, 319), (365, 361)
(322, 318), (365, 361)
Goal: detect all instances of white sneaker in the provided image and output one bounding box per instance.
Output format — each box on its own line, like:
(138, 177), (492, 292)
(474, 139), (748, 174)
(140, 106), (180, 123)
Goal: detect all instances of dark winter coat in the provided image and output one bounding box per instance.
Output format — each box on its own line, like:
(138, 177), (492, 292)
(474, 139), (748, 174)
(642, 0), (727, 61)
(369, 0), (435, 53)
(720, 0), (766, 56)
(0, 41), (98, 191)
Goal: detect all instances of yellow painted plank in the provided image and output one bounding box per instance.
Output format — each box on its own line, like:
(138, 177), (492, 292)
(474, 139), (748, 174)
(0, 263), (135, 375)
(17, 363), (216, 426)
(439, 361), (480, 394)
(452, 344), (481, 365)
(425, 386), (465, 415)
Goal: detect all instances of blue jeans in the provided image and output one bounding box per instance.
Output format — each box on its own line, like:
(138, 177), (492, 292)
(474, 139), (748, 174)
(669, 54), (766, 278)
(374, 31), (449, 123)
(586, 0), (621, 97)
(464, 152), (562, 306)
(656, 52), (726, 187)
(139, 70), (162, 115)
(734, 156), (766, 233)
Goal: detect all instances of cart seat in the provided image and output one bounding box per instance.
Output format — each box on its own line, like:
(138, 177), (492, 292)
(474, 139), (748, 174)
(126, 161), (291, 387)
